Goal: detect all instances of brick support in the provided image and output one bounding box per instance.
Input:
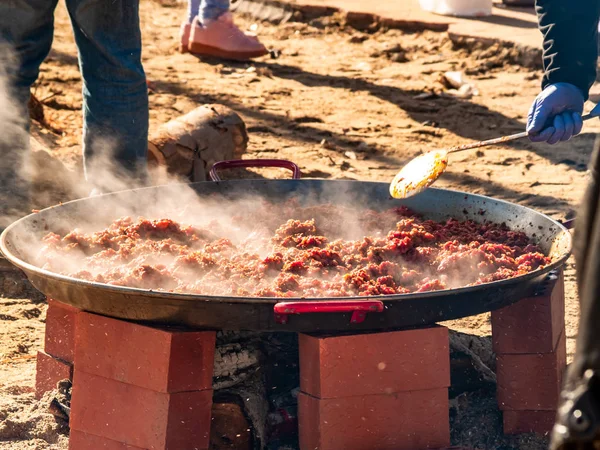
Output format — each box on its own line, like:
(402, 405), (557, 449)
(492, 271), (567, 436)
(69, 312), (216, 450)
(299, 389), (450, 450)
(298, 326), (451, 450)
(74, 312), (215, 393)
(70, 371), (213, 450)
(492, 271), (565, 354)
(36, 299), (80, 399)
(35, 350), (73, 400)
(44, 299), (80, 362)
(299, 326), (450, 398)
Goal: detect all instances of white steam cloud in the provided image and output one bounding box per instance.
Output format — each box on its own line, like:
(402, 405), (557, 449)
(0, 43), (33, 230)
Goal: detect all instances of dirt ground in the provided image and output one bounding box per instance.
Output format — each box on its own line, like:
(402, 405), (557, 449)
(1, 0), (597, 448)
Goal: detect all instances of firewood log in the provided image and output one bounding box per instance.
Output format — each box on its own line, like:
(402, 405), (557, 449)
(147, 104), (248, 182)
(213, 331), (269, 449)
(211, 402), (252, 450)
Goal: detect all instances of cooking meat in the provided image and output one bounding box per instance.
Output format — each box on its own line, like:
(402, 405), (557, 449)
(36, 206), (552, 298)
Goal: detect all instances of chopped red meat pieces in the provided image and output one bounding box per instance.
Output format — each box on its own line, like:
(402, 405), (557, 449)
(36, 205), (552, 298)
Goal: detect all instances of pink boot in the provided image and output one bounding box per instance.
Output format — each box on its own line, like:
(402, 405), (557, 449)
(188, 13), (268, 60)
(180, 23), (191, 53)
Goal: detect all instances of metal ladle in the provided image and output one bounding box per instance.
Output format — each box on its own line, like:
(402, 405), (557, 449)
(389, 113), (597, 199)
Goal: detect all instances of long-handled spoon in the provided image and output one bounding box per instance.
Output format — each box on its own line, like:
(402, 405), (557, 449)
(389, 113), (597, 199)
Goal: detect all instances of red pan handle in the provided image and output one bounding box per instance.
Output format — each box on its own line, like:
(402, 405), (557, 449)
(273, 300), (384, 325)
(209, 159), (302, 181)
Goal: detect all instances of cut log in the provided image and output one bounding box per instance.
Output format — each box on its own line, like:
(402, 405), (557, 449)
(449, 330), (496, 398)
(211, 402), (253, 450)
(212, 331), (276, 449)
(213, 331), (262, 390)
(147, 104), (248, 182)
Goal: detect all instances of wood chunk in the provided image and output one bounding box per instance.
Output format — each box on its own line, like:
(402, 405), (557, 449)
(148, 104), (248, 182)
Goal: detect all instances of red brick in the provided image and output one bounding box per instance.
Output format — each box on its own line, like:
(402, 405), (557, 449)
(496, 332), (566, 411)
(48, 298), (81, 313)
(298, 389), (450, 450)
(74, 312), (215, 393)
(503, 410), (557, 435)
(299, 326), (449, 399)
(45, 299), (80, 363)
(35, 351), (73, 400)
(492, 271), (565, 354)
(70, 371), (213, 449)
(69, 430), (146, 449)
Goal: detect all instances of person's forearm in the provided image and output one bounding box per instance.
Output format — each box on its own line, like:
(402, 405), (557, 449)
(536, 0), (600, 100)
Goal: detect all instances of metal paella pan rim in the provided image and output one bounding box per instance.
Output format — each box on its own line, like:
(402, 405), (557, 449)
(0, 179), (572, 305)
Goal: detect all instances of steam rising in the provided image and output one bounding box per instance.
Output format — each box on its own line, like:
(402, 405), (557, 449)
(0, 44), (33, 230)
(3, 178), (551, 299)
(0, 40), (182, 230)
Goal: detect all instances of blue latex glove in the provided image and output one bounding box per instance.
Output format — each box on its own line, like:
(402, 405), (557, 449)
(527, 82), (585, 144)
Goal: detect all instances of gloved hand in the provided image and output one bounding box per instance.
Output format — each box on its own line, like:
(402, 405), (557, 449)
(527, 82), (585, 144)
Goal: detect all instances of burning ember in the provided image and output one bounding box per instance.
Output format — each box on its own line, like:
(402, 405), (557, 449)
(35, 204), (550, 298)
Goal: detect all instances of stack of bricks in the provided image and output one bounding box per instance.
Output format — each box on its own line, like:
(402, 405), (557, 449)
(491, 271), (567, 435)
(70, 312), (216, 449)
(36, 299), (78, 399)
(36, 300), (217, 450)
(297, 326), (451, 450)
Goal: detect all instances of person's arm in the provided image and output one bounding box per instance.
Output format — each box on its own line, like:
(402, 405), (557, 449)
(527, 0), (600, 144)
(536, 0), (600, 100)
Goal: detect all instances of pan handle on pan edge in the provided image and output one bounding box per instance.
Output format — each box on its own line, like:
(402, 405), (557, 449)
(209, 159), (302, 181)
(533, 269), (561, 298)
(273, 300), (384, 325)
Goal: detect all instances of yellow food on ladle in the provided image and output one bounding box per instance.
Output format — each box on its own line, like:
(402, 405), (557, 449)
(389, 112), (597, 200)
(389, 149), (449, 199)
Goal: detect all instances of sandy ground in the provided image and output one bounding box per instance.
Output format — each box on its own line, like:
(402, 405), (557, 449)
(1, 0), (597, 448)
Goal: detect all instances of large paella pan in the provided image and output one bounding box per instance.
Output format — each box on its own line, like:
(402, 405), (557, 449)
(0, 160), (571, 332)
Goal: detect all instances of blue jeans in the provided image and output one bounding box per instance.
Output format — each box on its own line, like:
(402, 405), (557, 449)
(0, 0), (149, 188)
(188, 0), (230, 24)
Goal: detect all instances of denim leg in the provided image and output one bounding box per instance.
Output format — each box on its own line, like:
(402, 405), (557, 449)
(198, 0), (230, 23)
(187, 0), (201, 23)
(65, 0), (149, 189)
(0, 0), (58, 102)
(0, 0), (58, 225)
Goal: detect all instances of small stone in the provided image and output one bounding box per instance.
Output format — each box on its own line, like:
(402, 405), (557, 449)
(349, 35), (368, 44)
(386, 44), (403, 53)
(353, 62), (372, 72)
(320, 139), (335, 150)
(17, 343), (29, 353)
(390, 52), (408, 63)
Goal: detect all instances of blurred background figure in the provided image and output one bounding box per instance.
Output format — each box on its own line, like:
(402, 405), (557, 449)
(180, 0), (268, 60)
